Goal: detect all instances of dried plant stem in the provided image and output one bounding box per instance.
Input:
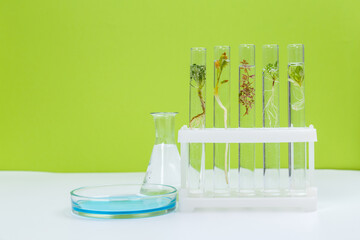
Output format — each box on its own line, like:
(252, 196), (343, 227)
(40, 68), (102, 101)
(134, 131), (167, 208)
(189, 89), (206, 128)
(239, 61), (255, 117)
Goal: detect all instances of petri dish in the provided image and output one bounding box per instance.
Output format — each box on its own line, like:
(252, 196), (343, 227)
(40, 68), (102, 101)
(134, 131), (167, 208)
(70, 184), (177, 219)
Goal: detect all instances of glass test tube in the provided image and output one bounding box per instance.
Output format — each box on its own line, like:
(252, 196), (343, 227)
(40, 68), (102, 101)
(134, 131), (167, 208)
(189, 47), (206, 195)
(238, 44), (256, 194)
(213, 46), (231, 194)
(288, 44), (306, 194)
(262, 44), (280, 194)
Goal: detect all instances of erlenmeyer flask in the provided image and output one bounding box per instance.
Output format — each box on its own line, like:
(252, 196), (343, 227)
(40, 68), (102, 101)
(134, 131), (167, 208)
(143, 112), (181, 189)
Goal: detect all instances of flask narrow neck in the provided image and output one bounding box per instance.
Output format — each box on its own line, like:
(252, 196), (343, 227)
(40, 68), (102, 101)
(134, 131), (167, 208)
(152, 113), (177, 145)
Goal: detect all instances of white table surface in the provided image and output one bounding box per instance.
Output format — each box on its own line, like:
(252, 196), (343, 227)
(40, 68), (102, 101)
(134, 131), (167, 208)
(0, 170), (359, 240)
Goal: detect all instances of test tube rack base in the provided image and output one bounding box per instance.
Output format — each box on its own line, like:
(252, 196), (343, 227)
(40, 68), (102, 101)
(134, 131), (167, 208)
(178, 125), (318, 212)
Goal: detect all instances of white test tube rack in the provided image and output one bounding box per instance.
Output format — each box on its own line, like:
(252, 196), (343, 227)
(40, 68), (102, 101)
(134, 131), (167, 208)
(178, 125), (318, 212)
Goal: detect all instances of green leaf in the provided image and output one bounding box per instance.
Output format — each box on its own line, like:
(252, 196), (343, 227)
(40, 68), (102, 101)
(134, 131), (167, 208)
(288, 64), (304, 87)
(190, 64), (206, 89)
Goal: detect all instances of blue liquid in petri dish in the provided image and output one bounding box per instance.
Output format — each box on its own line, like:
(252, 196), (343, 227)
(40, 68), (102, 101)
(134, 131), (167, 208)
(72, 195), (176, 215)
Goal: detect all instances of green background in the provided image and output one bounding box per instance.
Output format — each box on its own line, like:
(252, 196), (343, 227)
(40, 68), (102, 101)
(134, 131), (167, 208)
(0, 0), (359, 172)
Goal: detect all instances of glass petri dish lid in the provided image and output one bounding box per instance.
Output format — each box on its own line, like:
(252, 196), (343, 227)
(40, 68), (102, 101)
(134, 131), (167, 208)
(70, 184), (177, 219)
